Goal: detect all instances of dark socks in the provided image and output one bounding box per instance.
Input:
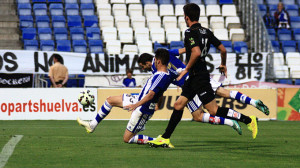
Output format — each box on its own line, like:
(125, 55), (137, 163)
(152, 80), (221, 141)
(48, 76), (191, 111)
(216, 107), (252, 125)
(162, 109), (184, 139)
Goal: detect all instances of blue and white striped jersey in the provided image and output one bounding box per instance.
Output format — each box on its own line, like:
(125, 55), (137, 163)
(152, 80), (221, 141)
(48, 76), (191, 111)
(138, 71), (171, 114)
(151, 49), (188, 87)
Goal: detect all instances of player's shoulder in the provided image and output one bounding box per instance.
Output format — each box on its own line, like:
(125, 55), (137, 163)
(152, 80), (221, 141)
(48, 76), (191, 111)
(153, 71), (170, 79)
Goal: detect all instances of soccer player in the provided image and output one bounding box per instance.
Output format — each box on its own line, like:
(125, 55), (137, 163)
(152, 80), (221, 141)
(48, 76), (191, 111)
(148, 3), (263, 147)
(77, 49), (172, 145)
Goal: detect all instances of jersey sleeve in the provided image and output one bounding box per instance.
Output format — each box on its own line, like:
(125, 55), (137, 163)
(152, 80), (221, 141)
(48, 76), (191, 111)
(168, 49), (179, 57)
(149, 74), (169, 93)
(188, 30), (201, 49)
(210, 31), (222, 48)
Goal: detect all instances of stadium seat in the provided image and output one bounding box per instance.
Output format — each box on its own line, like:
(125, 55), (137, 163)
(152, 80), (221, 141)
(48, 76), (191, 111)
(295, 79), (300, 85)
(32, 0), (46, 2)
(38, 28), (52, 40)
(115, 16), (130, 29)
(137, 40), (153, 53)
(22, 28), (37, 40)
(128, 4), (143, 17)
(267, 29), (276, 41)
(219, 0), (233, 4)
(268, 5), (277, 16)
(118, 28), (133, 43)
(131, 16), (146, 30)
(67, 15), (82, 27)
(188, 0), (202, 4)
(282, 0), (296, 5)
(17, 0), (30, 3)
(199, 17), (208, 28)
(35, 16), (50, 28)
(102, 27), (117, 42)
(154, 42), (168, 51)
(81, 3), (95, 16)
(170, 41), (184, 49)
(126, 0), (140, 4)
(266, 0), (279, 5)
(166, 28), (181, 43)
(273, 53), (285, 66)
(106, 40), (121, 54)
(163, 16), (177, 30)
(285, 5), (299, 17)
(214, 29), (229, 41)
(286, 52), (300, 66)
(122, 44), (138, 54)
(86, 27), (101, 40)
(225, 17), (241, 29)
(113, 4), (127, 16)
(158, 0), (171, 5)
(80, 0), (93, 3)
(199, 5), (206, 17)
(67, 79), (77, 87)
(111, 0), (125, 3)
(258, 4), (267, 16)
(222, 5), (237, 17)
(175, 5), (184, 16)
(57, 40), (71, 52)
(18, 3), (32, 16)
(99, 15), (114, 28)
(178, 17), (188, 31)
(147, 16), (162, 30)
(210, 17), (224, 29)
(290, 16), (300, 29)
(88, 40), (103, 53)
(206, 5), (221, 17)
(135, 28), (150, 42)
(48, 0), (63, 2)
(54, 28), (68, 40)
(144, 4), (158, 17)
(49, 3), (63, 16)
(73, 40), (87, 53)
(65, 0), (77, 3)
(70, 27), (85, 40)
(233, 41), (248, 53)
(203, 0), (217, 5)
(271, 40), (280, 52)
(52, 16), (66, 28)
(141, 0), (155, 4)
(221, 41), (233, 52)
(65, 3), (79, 16)
(19, 15), (33, 28)
(278, 29), (292, 41)
(33, 3), (47, 16)
(40, 40), (55, 51)
(209, 44), (217, 53)
(24, 40), (38, 50)
(97, 4), (111, 16)
(83, 15), (98, 27)
(282, 41), (297, 54)
(278, 79), (293, 84)
(274, 66), (289, 78)
(150, 28), (165, 43)
(230, 28), (245, 41)
(173, 0), (186, 5)
(160, 5), (174, 16)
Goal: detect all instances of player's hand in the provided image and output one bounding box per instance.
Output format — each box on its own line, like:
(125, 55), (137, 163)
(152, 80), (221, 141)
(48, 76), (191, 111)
(216, 65), (227, 78)
(124, 104), (138, 112)
(176, 69), (188, 81)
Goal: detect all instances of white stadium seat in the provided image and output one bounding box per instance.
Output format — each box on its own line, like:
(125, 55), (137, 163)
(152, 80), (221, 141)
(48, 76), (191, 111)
(166, 28), (181, 43)
(123, 44), (138, 54)
(222, 5), (237, 17)
(135, 27), (150, 42)
(115, 15), (130, 29)
(175, 5), (184, 16)
(199, 17), (209, 28)
(225, 16), (241, 29)
(178, 16), (188, 31)
(159, 4), (174, 16)
(137, 40), (153, 53)
(126, 0), (140, 3)
(112, 4), (127, 16)
(163, 16), (177, 30)
(96, 0), (109, 5)
(118, 27), (133, 43)
(210, 16), (224, 29)
(97, 4), (111, 16)
(290, 66), (300, 78)
(102, 27), (117, 42)
(110, 0), (125, 3)
(131, 16), (146, 30)
(144, 4), (158, 17)
(230, 28), (245, 41)
(214, 29), (229, 41)
(128, 4), (142, 16)
(199, 5), (206, 16)
(147, 16), (161, 30)
(99, 15), (114, 28)
(206, 5), (221, 17)
(274, 65), (289, 78)
(286, 52), (300, 66)
(150, 28), (165, 43)
(273, 53), (285, 66)
(106, 40), (121, 54)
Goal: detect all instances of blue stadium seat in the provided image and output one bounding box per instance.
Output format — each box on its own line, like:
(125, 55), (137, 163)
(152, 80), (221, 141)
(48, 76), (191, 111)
(57, 40), (71, 52)
(33, 3), (47, 16)
(256, 0), (264, 4)
(22, 28), (37, 40)
(281, 40), (297, 53)
(73, 40), (87, 53)
(80, 3), (95, 16)
(267, 29), (276, 41)
(78, 74), (85, 78)
(282, 0), (296, 5)
(36, 15), (50, 28)
(154, 42), (168, 51)
(38, 28), (52, 40)
(19, 15), (33, 28)
(65, 0), (77, 3)
(52, 16), (66, 28)
(295, 79), (300, 85)
(65, 3), (79, 16)
(80, 0), (93, 3)
(89, 40), (103, 53)
(271, 40), (280, 52)
(32, 0), (46, 2)
(67, 15), (82, 27)
(48, 0), (63, 3)
(70, 27), (85, 40)
(67, 79), (78, 87)
(221, 41), (233, 53)
(219, 0), (234, 4)
(268, 5), (277, 16)
(79, 79), (85, 87)
(298, 0), (300, 5)
(40, 40), (55, 51)
(83, 15), (98, 27)
(188, 0), (202, 4)
(266, 0), (279, 5)
(203, 0), (217, 5)
(209, 44), (217, 53)
(158, 0), (171, 5)
(49, 3), (64, 16)
(290, 16), (300, 29)
(258, 5), (267, 16)
(278, 29), (292, 41)
(86, 27), (101, 40)
(293, 28), (300, 40)
(173, 0), (186, 5)
(233, 41), (248, 53)
(24, 40), (38, 50)
(18, 3), (31, 15)
(54, 28), (68, 40)
(17, 0), (30, 3)
(141, 0), (155, 4)
(278, 79), (293, 84)
(286, 5), (299, 17)
(170, 41), (184, 49)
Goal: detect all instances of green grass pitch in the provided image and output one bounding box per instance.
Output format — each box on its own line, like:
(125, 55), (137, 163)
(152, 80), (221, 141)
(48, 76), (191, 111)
(0, 120), (299, 168)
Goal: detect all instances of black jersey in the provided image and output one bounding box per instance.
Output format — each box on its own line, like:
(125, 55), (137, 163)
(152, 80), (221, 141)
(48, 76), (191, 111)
(184, 23), (221, 79)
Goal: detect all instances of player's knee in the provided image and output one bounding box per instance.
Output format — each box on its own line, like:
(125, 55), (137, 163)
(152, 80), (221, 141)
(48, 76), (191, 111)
(207, 108), (218, 116)
(106, 96), (115, 105)
(123, 136), (130, 143)
(193, 115), (202, 122)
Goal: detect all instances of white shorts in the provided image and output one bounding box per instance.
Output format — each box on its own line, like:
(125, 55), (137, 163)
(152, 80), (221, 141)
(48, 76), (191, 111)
(186, 78), (222, 113)
(126, 107), (153, 134)
(122, 94), (139, 110)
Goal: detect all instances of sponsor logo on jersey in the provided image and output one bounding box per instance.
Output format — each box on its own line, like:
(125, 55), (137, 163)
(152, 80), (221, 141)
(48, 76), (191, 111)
(189, 37), (195, 45)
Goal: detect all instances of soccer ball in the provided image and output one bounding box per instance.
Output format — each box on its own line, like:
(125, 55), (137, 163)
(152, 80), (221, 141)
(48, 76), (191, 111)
(78, 90), (95, 106)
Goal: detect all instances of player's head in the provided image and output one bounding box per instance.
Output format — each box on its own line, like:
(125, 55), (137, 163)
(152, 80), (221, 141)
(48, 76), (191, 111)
(183, 3), (200, 27)
(138, 53), (153, 72)
(154, 48), (169, 68)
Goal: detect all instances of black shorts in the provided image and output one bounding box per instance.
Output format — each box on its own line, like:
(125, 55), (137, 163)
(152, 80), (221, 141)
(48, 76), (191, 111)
(181, 75), (215, 106)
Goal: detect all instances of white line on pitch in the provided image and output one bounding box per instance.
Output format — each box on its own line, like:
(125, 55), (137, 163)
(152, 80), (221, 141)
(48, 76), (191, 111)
(0, 135), (23, 168)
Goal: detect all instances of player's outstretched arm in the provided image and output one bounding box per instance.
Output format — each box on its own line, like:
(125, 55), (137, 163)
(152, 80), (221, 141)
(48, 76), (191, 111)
(178, 48), (186, 54)
(124, 91), (155, 112)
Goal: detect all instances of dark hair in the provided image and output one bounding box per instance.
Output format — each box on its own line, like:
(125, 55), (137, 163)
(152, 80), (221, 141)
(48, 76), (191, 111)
(138, 53), (154, 65)
(183, 3), (200, 22)
(155, 48), (169, 65)
(126, 69), (133, 74)
(52, 54), (63, 64)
